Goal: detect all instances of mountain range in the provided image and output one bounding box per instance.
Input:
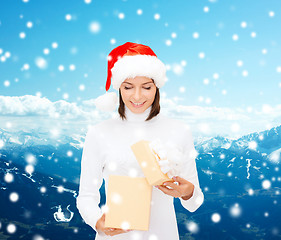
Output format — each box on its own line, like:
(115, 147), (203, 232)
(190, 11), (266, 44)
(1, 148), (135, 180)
(1, 125), (281, 239)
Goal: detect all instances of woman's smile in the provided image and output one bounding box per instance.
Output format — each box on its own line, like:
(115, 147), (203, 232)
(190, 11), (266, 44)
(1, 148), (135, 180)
(131, 101), (146, 108)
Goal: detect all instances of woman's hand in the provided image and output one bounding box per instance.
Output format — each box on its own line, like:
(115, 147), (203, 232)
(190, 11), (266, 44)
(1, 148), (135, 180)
(156, 176), (194, 200)
(95, 213), (132, 236)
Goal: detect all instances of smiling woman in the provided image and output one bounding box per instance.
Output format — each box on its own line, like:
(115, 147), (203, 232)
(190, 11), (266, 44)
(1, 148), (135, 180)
(76, 42), (204, 240)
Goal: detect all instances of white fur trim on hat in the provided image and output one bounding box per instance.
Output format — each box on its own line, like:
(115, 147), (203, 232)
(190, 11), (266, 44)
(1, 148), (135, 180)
(111, 55), (166, 90)
(94, 91), (118, 112)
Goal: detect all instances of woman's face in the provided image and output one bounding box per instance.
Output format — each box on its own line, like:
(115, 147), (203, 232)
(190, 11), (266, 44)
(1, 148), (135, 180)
(120, 76), (157, 114)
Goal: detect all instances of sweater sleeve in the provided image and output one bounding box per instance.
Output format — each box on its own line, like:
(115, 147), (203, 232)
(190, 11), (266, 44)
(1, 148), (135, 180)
(178, 127), (204, 212)
(76, 125), (104, 232)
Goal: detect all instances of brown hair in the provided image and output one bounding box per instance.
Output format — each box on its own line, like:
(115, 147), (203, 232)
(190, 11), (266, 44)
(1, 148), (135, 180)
(118, 84), (160, 121)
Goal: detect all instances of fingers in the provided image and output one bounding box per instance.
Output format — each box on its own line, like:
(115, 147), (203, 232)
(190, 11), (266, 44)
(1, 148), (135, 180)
(100, 214), (132, 236)
(156, 177), (193, 198)
(172, 175), (186, 183)
(103, 227), (132, 236)
(162, 180), (181, 192)
(157, 184), (178, 197)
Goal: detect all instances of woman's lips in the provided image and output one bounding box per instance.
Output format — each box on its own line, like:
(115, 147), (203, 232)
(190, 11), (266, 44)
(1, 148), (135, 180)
(131, 101), (146, 108)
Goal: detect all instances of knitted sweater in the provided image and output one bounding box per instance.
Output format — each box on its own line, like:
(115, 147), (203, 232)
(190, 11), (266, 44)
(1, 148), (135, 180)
(76, 105), (204, 240)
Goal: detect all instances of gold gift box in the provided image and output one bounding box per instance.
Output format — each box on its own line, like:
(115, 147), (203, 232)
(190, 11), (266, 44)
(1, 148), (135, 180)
(104, 175), (152, 231)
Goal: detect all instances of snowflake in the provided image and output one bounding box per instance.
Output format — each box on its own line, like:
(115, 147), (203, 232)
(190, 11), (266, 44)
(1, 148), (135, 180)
(137, 9), (143, 15)
(10, 192), (19, 202)
(211, 213), (221, 223)
(262, 179), (271, 189)
(154, 13), (160, 20)
(7, 223), (16, 234)
(230, 203), (242, 217)
(118, 13), (125, 19)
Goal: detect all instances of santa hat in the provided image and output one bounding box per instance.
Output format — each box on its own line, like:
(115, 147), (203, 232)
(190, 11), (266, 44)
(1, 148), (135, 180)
(94, 42), (166, 112)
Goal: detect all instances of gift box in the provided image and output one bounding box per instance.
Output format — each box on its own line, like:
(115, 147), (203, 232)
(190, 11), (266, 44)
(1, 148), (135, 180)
(131, 140), (174, 186)
(104, 175), (152, 231)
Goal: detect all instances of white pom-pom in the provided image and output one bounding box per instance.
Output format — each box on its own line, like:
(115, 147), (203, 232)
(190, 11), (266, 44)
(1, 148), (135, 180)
(94, 91), (118, 112)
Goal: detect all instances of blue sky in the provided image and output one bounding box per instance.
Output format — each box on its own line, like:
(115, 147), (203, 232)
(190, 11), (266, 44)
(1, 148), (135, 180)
(0, 0), (281, 137)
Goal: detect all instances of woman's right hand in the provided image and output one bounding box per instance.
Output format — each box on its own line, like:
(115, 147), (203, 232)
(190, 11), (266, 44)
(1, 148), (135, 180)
(95, 213), (132, 236)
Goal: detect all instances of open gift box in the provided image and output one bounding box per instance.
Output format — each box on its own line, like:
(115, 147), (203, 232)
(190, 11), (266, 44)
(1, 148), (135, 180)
(104, 140), (174, 231)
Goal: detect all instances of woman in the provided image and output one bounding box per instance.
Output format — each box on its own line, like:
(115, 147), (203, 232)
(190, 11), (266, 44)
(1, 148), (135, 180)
(76, 42), (204, 239)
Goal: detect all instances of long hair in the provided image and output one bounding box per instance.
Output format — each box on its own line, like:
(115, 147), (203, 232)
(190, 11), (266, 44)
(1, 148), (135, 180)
(118, 86), (160, 121)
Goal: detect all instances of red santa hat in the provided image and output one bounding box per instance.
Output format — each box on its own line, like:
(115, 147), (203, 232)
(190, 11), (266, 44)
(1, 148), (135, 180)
(94, 42), (166, 112)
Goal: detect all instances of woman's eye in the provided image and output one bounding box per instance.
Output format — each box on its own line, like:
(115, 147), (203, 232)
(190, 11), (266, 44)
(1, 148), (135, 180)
(124, 86), (151, 90)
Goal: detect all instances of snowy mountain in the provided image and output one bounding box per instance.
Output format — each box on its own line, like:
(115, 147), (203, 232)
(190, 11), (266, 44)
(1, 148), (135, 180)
(194, 125), (281, 195)
(194, 135), (234, 152)
(0, 128), (84, 149)
(1, 125), (281, 239)
(195, 125), (281, 163)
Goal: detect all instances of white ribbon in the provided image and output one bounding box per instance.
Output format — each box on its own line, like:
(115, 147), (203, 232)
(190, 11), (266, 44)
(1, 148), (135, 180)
(149, 139), (185, 178)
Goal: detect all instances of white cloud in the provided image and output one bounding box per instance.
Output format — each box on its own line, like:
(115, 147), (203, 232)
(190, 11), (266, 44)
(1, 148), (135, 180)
(159, 95), (281, 137)
(0, 95), (81, 117)
(0, 95), (280, 138)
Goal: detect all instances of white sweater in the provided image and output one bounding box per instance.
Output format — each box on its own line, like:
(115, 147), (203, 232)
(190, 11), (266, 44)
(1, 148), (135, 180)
(76, 105), (204, 240)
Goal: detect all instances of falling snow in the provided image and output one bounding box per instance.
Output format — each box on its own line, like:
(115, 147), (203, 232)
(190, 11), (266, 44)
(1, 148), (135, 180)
(7, 223), (16, 234)
(154, 13), (160, 20)
(51, 42), (58, 48)
(9, 192), (19, 202)
(211, 213), (221, 223)
(1, 1), (281, 239)
(137, 9), (143, 15)
(25, 164), (35, 174)
(262, 179), (271, 189)
(26, 21), (33, 28)
(4, 172), (14, 183)
(33, 235), (45, 240)
(203, 6), (209, 12)
(232, 34), (239, 41)
(193, 32), (199, 39)
(19, 32), (26, 39)
(118, 13), (125, 19)
(230, 203), (242, 217)
(35, 57), (48, 69)
(186, 221), (199, 233)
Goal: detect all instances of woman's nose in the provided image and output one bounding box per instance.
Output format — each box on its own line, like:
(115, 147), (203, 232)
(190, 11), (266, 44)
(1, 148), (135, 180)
(133, 88), (142, 100)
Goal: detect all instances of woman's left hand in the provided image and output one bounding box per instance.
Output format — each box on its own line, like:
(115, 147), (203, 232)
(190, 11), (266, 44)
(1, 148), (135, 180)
(156, 176), (194, 200)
